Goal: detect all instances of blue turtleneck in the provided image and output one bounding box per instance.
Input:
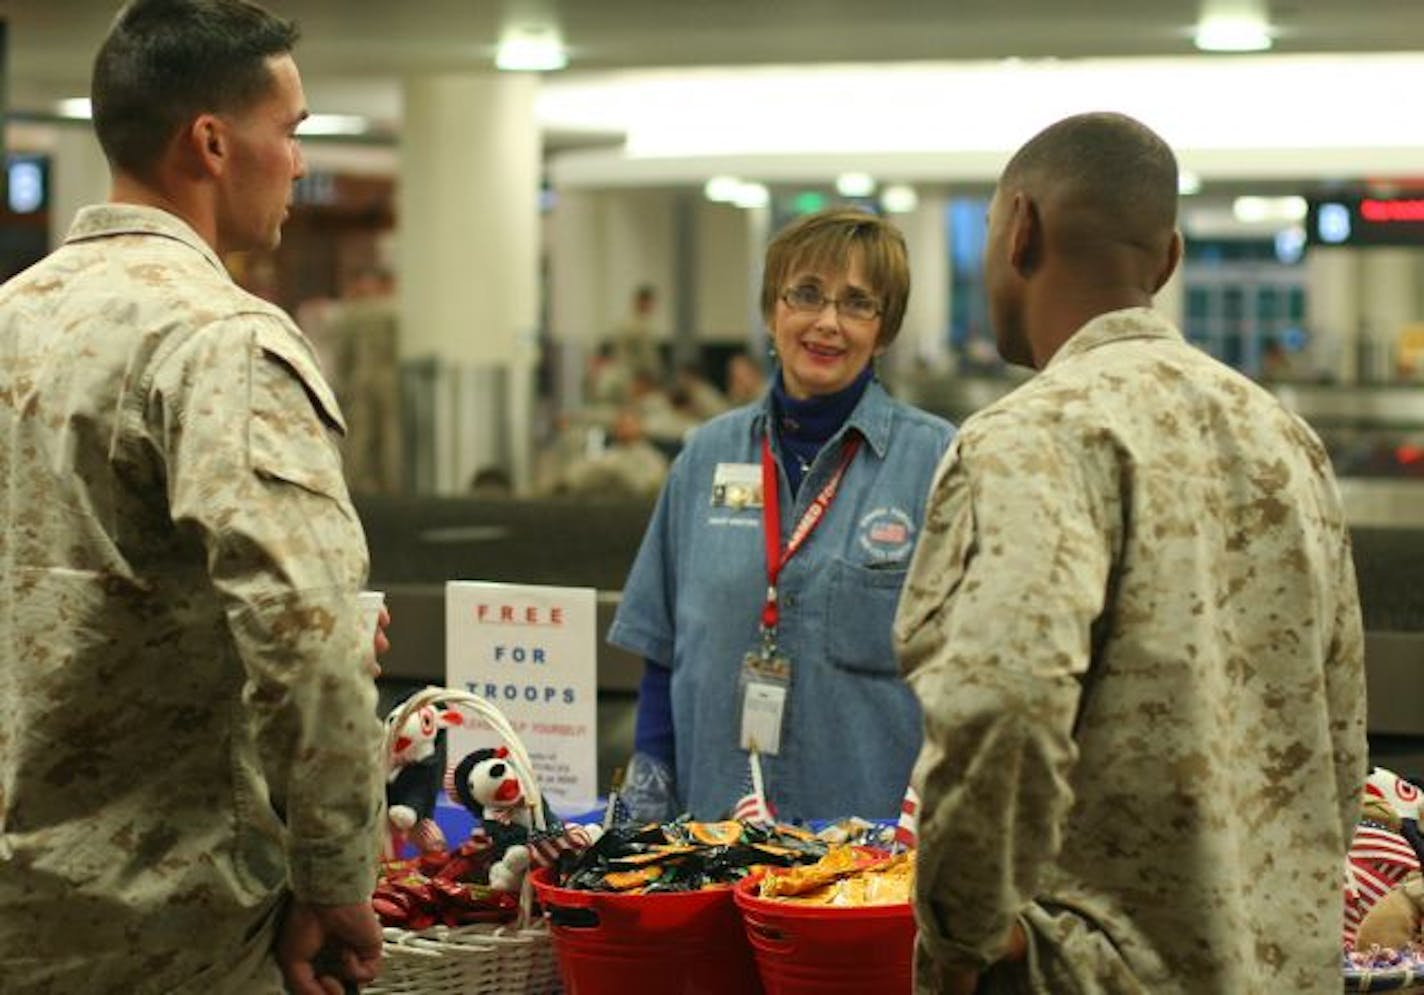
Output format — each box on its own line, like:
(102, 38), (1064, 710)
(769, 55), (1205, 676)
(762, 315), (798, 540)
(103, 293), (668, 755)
(771, 365), (874, 496)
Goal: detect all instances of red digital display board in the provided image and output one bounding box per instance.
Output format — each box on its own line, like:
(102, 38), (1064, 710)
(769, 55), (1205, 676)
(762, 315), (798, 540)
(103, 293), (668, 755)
(1308, 196), (1424, 247)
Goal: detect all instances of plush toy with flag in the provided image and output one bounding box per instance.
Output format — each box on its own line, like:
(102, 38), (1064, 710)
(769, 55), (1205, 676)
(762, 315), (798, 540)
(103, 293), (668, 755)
(1345, 766), (1424, 948)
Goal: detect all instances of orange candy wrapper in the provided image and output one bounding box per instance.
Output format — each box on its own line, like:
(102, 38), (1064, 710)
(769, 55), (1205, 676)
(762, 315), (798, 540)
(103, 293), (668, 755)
(757, 845), (914, 906)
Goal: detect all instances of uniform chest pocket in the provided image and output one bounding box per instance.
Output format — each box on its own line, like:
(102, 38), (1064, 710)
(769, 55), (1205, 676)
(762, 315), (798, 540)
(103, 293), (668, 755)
(824, 558), (909, 676)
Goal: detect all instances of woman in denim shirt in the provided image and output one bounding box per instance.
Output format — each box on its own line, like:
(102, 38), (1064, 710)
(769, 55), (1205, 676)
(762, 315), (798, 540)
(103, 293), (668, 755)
(608, 209), (955, 822)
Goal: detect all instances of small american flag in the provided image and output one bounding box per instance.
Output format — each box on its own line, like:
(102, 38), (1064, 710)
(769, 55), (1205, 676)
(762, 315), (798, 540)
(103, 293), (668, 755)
(602, 789), (633, 830)
(732, 791), (776, 824)
(526, 822), (594, 868)
(1344, 822), (1420, 945)
(731, 749), (776, 825)
(410, 818), (447, 854)
(894, 786), (919, 850)
(869, 521), (909, 545)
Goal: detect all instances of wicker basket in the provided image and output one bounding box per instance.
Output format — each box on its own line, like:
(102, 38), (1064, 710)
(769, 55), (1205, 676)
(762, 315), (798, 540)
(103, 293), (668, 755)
(367, 686), (562, 995)
(1345, 964), (1424, 993)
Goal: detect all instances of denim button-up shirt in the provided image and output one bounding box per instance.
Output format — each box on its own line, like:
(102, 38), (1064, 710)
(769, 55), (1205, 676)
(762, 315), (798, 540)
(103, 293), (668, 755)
(608, 379), (954, 821)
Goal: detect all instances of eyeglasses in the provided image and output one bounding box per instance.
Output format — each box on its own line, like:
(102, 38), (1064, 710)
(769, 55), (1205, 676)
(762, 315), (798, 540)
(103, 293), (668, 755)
(780, 285), (882, 323)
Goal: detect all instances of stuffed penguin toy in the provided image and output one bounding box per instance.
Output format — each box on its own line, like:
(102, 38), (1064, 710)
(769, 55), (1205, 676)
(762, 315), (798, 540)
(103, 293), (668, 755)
(445, 746), (601, 891)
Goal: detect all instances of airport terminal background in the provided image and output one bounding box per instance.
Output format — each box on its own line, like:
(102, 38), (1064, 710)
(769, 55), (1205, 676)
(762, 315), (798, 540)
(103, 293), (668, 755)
(3, 1), (1424, 793)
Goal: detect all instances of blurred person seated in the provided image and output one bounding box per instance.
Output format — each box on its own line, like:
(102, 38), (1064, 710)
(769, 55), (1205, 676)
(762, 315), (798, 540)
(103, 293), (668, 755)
(630, 367), (700, 448)
(1260, 336), (1301, 382)
(553, 407), (669, 499)
(675, 361), (730, 420)
(614, 284), (664, 382)
(587, 340), (632, 405)
(468, 464), (514, 499)
(724, 349), (768, 406)
(303, 264), (402, 494)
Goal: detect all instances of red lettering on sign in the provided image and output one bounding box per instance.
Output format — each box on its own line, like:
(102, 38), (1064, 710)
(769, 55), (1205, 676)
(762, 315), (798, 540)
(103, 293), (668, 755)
(473, 603), (569, 626)
(1361, 199), (1424, 223)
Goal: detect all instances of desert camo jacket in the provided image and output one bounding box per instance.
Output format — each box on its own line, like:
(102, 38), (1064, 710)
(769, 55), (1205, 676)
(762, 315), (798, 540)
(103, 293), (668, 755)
(894, 307), (1367, 995)
(0, 205), (384, 994)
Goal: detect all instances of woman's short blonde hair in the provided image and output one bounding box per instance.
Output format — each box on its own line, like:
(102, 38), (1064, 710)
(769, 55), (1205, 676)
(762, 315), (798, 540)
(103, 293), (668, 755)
(760, 208), (911, 347)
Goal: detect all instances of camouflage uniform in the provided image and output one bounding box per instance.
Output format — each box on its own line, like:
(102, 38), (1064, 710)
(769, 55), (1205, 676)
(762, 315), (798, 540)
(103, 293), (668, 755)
(0, 205), (384, 993)
(894, 308), (1366, 994)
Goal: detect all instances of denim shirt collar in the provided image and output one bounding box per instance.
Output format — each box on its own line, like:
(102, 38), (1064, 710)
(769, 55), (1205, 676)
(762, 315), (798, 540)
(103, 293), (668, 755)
(751, 374), (895, 460)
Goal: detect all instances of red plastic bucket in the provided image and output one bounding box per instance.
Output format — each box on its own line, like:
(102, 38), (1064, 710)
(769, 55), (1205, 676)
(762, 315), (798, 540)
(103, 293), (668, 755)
(531, 867), (764, 995)
(733, 872), (916, 994)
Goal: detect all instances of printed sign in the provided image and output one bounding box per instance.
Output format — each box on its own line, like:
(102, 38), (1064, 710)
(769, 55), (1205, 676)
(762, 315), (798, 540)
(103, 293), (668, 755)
(446, 581), (598, 815)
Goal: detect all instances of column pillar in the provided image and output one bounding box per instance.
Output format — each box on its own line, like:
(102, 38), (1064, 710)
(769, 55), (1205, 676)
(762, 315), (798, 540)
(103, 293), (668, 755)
(1359, 249), (1416, 383)
(891, 195), (952, 382)
(1306, 247), (1360, 383)
(743, 204), (771, 366)
(48, 124), (110, 249)
(399, 72), (540, 493)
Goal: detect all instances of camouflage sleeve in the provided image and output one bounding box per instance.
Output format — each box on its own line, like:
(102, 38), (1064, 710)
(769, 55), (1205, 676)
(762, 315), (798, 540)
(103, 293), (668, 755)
(894, 412), (1118, 971)
(151, 314), (383, 905)
(1328, 522), (1368, 844)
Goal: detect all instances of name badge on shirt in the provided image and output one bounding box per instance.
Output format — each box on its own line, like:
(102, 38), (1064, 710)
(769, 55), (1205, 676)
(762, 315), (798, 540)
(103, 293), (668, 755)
(711, 462), (763, 509)
(739, 649), (790, 755)
(740, 680), (786, 756)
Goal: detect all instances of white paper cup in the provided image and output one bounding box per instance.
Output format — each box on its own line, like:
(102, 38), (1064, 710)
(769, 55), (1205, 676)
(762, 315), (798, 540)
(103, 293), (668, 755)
(357, 590), (386, 662)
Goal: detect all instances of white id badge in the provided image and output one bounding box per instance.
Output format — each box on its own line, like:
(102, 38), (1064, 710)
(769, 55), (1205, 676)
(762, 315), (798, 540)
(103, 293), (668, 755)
(739, 680), (786, 756)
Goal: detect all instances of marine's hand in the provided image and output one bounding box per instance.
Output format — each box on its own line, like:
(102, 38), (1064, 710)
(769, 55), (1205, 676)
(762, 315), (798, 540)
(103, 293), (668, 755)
(366, 606), (391, 678)
(1005, 921), (1027, 961)
(374, 606), (391, 657)
(277, 900), (383, 995)
(937, 923), (1025, 995)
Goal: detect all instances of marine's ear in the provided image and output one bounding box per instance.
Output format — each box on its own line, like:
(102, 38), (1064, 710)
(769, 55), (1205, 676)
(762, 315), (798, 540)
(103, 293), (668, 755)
(1006, 191), (1042, 278)
(188, 113), (228, 177)
(1152, 230), (1184, 294)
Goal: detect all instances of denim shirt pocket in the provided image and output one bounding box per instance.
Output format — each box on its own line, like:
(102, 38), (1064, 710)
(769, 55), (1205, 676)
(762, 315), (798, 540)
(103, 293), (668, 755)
(824, 557), (909, 676)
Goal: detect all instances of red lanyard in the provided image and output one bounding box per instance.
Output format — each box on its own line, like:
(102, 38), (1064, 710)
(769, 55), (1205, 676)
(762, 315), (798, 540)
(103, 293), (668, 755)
(758, 432), (862, 633)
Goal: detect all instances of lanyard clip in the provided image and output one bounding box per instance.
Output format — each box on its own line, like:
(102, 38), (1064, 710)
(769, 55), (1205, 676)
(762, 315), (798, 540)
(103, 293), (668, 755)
(760, 585), (779, 635)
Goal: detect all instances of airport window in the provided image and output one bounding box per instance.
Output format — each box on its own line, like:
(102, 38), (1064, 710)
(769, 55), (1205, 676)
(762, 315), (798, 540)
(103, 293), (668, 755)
(1182, 237), (1307, 379)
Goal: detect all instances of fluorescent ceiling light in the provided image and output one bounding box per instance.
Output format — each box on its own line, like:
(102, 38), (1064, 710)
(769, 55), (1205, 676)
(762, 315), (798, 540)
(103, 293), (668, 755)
(1232, 195), (1306, 223)
(880, 184), (919, 213)
(835, 172), (876, 197)
(731, 182), (770, 209)
(703, 175), (742, 202)
(54, 97), (369, 137)
(540, 54), (1424, 187)
(496, 27), (567, 72)
(1195, 0), (1273, 52)
(297, 114), (369, 137)
(1194, 18), (1272, 52)
(56, 97), (92, 120)
(703, 176), (769, 209)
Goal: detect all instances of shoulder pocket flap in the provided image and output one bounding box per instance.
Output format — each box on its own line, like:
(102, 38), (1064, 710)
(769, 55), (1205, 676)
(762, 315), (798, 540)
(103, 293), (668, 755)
(249, 322), (350, 503)
(254, 320), (347, 436)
